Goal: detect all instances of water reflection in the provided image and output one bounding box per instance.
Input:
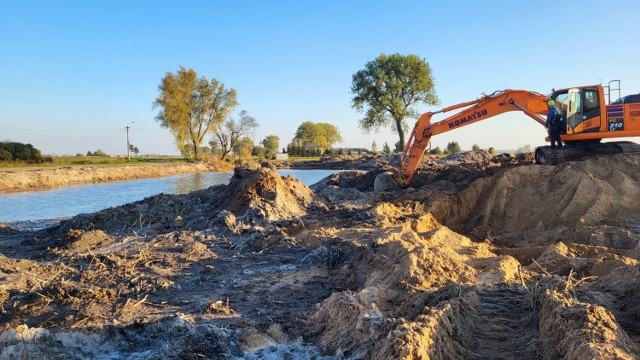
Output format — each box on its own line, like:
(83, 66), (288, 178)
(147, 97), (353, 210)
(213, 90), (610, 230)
(0, 170), (335, 224)
(173, 172), (209, 194)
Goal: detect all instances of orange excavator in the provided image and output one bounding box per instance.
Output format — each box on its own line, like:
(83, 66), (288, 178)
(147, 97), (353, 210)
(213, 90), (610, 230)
(374, 81), (640, 192)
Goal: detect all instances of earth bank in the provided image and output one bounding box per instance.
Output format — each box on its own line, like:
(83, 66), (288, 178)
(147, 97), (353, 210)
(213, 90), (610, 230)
(1, 151), (639, 359)
(0, 161), (232, 194)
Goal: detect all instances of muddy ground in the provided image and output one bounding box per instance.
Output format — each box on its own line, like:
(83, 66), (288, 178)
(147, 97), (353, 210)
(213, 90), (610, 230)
(1, 151), (640, 359)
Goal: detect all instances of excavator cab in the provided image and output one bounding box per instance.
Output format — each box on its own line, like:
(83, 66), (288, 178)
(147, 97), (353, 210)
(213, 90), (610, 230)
(551, 87), (603, 135)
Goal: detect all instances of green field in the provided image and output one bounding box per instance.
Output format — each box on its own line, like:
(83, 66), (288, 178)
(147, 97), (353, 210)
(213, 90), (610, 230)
(282, 156), (322, 162)
(0, 155), (328, 169)
(0, 156), (189, 168)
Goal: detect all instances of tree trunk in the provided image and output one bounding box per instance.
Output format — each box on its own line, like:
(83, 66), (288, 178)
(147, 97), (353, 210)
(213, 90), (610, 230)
(220, 148), (230, 161)
(395, 117), (405, 152)
(192, 139), (200, 160)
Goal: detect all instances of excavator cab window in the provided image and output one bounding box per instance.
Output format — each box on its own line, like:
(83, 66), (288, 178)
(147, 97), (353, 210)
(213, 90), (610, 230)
(583, 89), (600, 120)
(567, 88), (583, 131)
(555, 94), (569, 120)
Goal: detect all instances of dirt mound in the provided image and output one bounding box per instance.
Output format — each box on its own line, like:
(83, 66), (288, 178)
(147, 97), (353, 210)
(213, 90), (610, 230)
(38, 164), (326, 242)
(406, 150), (534, 192)
(437, 150), (494, 165)
(290, 153), (399, 171)
(3, 153), (640, 359)
(306, 222), (525, 358)
(0, 318), (237, 359)
(311, 170), (382, 193)
(425, 154), (640, 247)
(61, 229), (114, 251)
(0, 223), (19, 236)
(215, 164), (326, 221)
(539, 289), (640, 359)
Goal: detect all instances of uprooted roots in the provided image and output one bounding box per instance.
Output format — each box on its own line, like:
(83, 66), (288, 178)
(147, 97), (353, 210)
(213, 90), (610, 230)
(2, 154), (640, 359)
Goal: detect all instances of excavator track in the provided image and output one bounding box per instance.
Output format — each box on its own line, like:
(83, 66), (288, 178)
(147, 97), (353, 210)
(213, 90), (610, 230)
(535, 141), (640, 165)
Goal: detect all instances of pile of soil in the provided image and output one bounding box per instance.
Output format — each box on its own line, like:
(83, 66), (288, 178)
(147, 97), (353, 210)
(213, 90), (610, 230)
(2, 153), (640, 359)
(289, 153), (400, 171)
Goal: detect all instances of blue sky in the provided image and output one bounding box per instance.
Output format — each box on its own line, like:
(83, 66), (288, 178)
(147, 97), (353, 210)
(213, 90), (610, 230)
(1, 0), (639, 155)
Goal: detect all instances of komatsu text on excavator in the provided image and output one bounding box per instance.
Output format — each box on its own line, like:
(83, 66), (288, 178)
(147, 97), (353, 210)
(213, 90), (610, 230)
(374, 80), (640, 192)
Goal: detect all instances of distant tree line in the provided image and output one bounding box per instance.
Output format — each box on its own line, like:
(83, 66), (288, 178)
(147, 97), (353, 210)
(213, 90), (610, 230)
(286, 143), (323, 157)
(428, 142), (496, 156)
(86, 149), (108, 156)
(0, 141), (49, 163)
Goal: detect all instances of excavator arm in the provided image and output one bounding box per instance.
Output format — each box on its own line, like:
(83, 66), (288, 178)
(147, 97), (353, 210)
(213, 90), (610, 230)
(375, 89), (550, 192)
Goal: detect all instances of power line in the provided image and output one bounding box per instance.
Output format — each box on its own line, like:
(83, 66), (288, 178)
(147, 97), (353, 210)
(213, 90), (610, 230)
(0, 121), (121, 132)
(1, 127), (124, 141)
(130, 127), (174, 137)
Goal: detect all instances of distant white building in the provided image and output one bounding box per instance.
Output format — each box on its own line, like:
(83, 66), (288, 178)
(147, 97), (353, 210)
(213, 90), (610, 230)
(275, 153), (288, 160)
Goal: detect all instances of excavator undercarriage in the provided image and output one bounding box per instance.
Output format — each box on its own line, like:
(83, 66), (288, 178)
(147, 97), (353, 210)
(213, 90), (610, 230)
(535, 141), (640, 165)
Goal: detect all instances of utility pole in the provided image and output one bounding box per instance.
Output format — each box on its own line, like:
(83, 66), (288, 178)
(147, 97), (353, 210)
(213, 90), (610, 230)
(126, 122), (134, 160)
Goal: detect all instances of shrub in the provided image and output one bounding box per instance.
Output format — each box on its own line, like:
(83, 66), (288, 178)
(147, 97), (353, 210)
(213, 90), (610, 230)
(0, 141), (43, 163)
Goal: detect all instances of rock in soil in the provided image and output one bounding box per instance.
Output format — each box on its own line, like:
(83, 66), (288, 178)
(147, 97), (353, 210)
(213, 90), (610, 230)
(2, 153), (640, 359)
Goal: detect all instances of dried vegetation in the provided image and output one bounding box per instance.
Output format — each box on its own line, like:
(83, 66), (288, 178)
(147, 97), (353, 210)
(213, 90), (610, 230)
(2, 151), (640, 359)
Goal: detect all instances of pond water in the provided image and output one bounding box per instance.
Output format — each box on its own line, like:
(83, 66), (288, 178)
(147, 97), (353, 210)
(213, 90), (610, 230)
(0, 169), (337, 225)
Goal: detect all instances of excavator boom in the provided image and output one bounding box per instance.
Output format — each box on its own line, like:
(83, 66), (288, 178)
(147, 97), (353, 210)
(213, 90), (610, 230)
(374, 82), (640, 192)
(374, 90), (548, 192)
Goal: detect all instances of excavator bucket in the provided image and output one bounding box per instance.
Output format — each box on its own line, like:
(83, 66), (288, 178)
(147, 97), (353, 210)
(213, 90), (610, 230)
(374, 171), (402, 192)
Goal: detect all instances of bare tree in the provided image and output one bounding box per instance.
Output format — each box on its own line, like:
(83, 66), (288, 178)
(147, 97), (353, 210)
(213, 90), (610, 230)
(212, 110), (259, 160)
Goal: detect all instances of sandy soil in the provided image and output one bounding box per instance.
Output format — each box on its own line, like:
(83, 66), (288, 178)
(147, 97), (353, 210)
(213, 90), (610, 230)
(0, 161), (233, 194)
(1, 151), (640, 359)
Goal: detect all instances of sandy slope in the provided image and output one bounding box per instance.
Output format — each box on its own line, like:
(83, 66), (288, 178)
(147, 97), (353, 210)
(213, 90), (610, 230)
(1, 152), (640, 359)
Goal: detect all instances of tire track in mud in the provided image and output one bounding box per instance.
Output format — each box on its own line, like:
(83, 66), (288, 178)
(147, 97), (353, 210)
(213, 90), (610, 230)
(464, 285), (540, 360)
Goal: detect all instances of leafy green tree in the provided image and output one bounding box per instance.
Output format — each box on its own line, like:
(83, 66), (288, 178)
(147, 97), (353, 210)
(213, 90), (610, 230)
(472, 144), (480, 151)
(394, 141), (404, 153)
(180, 144), (195, 158)
(213, 110), (259, 160)
(293, 121), (342, 150)
(371, 140), (378, 153)
(129, 144), (139, 156)
(488, 147), (496, 154)
(429, 147), (442, 155)
(252, 145), (266, 158)
(208, 140), (221, 156)
(446, 141), (461, 154)
(0, 141), (43, 162)
(233, 137), (254, 160)
(154, 66), (238, 160)
(382, 142), (391, 155)
(261, 135), (280, 159)
(0, 147), (12, 161)
(351, 53), (439, 150)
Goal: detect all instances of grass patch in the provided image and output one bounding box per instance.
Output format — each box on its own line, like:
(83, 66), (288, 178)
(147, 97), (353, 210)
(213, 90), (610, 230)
(285, 156), (322, 162)
(0, 156), (190, 168)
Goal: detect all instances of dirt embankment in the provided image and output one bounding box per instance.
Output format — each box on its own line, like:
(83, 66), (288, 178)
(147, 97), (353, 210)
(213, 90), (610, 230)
(2, 151), (640, 359)
(0, 161), (232, 194)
